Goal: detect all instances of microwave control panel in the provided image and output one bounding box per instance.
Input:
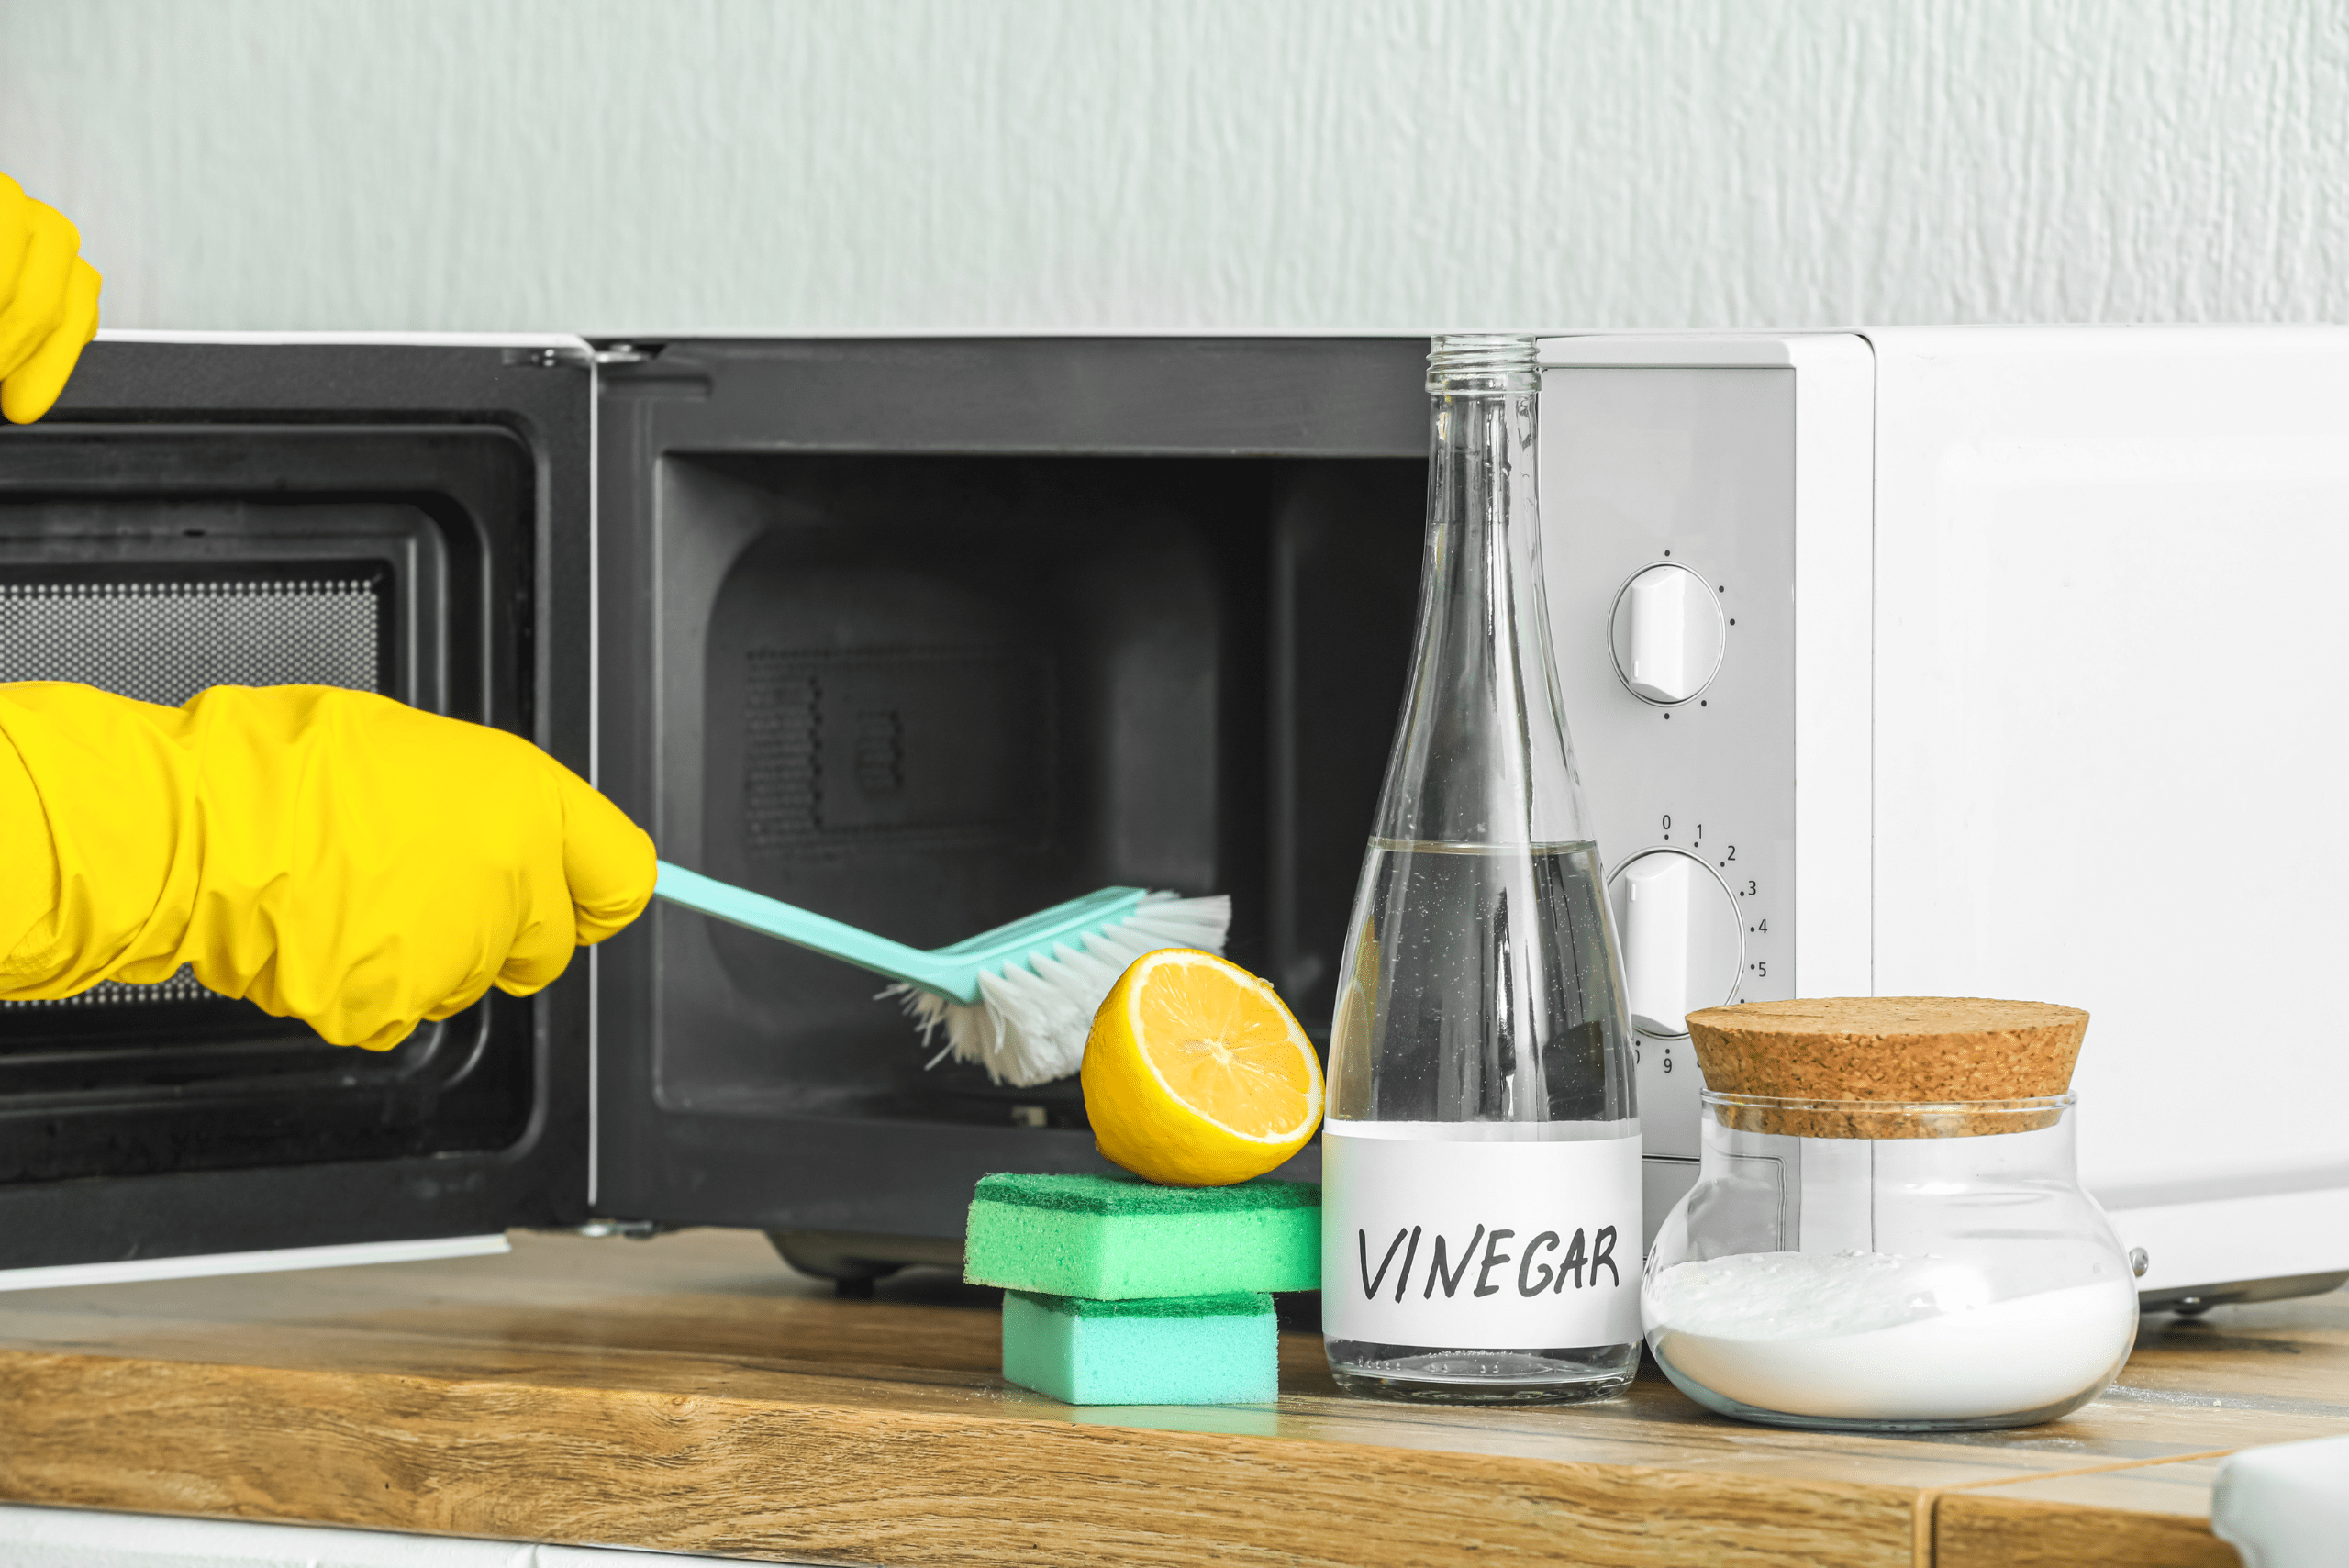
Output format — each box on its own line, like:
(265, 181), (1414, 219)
(1537, 365), (1798, 1160)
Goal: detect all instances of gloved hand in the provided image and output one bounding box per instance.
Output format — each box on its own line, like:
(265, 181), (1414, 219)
(1, 172), (103, 424)
(0, 684), (656, 1049)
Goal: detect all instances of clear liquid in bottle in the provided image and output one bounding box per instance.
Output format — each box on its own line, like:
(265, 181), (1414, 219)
(1320, 335), (1640, 1404)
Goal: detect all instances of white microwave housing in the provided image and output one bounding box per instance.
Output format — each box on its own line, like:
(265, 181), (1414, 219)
(1537, 326), (2349, 1305)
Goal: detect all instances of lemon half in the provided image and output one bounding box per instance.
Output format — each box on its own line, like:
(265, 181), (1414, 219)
(1081, 948), (1325, 1187)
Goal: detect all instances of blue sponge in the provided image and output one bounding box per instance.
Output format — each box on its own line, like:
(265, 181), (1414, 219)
(1000, 1289), (1278, 1406)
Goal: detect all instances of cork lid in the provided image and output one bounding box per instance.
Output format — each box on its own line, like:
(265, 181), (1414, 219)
(1683, 996), (2089, 1139)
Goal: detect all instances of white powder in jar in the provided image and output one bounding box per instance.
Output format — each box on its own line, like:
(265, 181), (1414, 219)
(1643, 1251), (2138, 1422)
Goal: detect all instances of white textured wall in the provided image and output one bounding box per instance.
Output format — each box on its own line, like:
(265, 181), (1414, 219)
(1, 0), (2343, 334)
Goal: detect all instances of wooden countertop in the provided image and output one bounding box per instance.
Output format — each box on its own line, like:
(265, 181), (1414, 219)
(0, 1229), (2341, 1567)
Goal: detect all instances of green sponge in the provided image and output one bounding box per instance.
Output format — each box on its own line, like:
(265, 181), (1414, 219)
(964, 1172), (1319, 1299)
(1001, 1290), (1277, 1406)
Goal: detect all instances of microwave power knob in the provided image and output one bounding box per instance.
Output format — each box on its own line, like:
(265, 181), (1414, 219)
(1609, 563), (1727, 705)
(1606, 848), (1745, 1037)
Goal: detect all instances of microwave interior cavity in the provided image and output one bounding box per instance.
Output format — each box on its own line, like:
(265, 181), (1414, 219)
(652, 451), (1423, 1131)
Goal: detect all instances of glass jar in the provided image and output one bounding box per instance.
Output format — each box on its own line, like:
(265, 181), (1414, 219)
(1642, 1091), (2139, 1431)
(1319, 333), (1641, 1405)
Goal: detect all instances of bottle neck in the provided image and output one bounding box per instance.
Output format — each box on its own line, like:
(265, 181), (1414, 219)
(1425, 332), (1542, 397)
(1375, 362), (1587, 846)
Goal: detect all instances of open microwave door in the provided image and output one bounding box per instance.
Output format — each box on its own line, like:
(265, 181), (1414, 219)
(0, 333), (596, 1282)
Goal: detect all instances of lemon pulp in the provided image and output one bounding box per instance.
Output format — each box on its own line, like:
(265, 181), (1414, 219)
(1083, 948), (1323, 1186)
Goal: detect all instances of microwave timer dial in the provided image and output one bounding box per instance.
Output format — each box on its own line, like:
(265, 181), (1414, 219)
(1606, 847), (1744, 1037)
(1608, 562), (1727, 706)
(1609, 844), (1743, 1162)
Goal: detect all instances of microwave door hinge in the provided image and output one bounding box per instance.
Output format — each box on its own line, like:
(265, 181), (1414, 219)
(594, 344), (713, 399)
(501, 344), (596, 370)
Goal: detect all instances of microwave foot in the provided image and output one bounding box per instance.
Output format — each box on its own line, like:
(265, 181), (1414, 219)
(2138, 1269), (2349, 1317)
(766, 1227), (964, 1286)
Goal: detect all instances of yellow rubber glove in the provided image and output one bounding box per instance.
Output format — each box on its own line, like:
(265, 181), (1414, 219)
(0, 683), (656, 1050)
(0, 172), (103, 424)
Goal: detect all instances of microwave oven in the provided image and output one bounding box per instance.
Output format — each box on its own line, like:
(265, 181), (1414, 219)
(2, 328), (2342, 1314)
(1542, 326), (2349, 1310)
(0, 334), (1418, 1289)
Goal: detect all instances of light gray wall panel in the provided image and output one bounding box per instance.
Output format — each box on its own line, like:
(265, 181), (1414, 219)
(1, 0), (2341, 332)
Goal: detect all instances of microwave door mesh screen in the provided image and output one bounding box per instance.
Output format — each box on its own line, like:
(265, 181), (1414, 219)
(0, 575), (381, 704)
(0, 571), (385, 1013)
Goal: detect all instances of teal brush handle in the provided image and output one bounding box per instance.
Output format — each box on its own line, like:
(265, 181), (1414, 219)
(653, 862), (970, 997)
(652, 861), (1148, 1006)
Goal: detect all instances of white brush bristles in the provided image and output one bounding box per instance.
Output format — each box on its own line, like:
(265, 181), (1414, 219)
(882, 893), (1232, 1088)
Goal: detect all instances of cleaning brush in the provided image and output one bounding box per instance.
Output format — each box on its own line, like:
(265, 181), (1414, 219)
(651, 861), (1230, 1088)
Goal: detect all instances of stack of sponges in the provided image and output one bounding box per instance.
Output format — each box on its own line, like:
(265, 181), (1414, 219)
(966, 1172), (1320, 1405)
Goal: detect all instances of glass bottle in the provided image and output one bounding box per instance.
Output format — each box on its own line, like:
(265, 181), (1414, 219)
(1320, 334), (1641, 1403)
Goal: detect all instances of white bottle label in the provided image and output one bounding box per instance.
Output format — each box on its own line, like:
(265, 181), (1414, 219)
(1321, 1124), (1642, 1351)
